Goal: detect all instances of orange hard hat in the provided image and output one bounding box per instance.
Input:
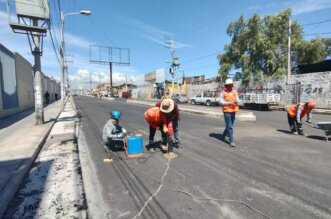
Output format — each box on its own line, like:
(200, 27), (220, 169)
(307, 101), (316, 109)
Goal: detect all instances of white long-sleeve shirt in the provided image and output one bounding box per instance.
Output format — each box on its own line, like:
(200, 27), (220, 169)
(219, 90), (242, 106)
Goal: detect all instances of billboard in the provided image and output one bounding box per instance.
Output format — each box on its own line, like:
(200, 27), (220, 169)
(16, 0), (49, 19)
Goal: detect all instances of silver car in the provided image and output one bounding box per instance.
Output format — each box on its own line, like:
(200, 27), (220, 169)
(172, 94), (189, 103)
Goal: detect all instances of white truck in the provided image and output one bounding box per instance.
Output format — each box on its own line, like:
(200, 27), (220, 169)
(240, 93), (281, 110)
(190, 91), (221, 106)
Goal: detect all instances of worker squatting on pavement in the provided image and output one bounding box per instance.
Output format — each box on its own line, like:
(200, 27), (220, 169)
(287, 101), (316, 135)
(144, 98), (178, 152)
(102, 111), (127, 146)
(220, 78), (241, 147)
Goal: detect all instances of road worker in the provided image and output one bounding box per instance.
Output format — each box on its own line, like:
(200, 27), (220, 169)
(287, 101), (316, 135)
(145, 104), (174, 152)
(102, 111), (127, 145)
(156, 97), (181, 149)
(220, 78), (241, 147)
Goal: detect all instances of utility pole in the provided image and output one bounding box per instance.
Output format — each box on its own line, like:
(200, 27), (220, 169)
(287, 19), (291, 84)
(33, 18), (44, 124)
(60, 11), (66, 111)
(109, 62), (113, 96)
(165, 37), (180, 95)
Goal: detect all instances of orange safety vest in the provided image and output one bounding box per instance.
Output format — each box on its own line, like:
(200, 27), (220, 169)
(222, 90), (239, 113)
(144, 107), (163, 129)
(287, 103), (311, 118)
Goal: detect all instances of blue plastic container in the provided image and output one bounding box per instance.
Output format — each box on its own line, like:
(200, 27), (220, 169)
(127, 135), (143, 155)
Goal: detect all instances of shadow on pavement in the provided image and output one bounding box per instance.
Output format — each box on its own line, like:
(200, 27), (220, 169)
(276, 129), (293, 135)
(209, 133), (228, 144)
(43, 118), (57, 124)
(306, 135), (330, 142)
(0, 109), (34, 130)
(56, 116), (77, 122)
(2, 159), (53, 218)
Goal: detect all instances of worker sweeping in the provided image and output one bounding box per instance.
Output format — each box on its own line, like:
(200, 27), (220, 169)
(102, 111), (127, 145)
(287, 101), (316, 135)
(144, 106), (174, 152)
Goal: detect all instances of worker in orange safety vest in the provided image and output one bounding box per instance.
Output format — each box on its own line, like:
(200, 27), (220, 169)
(287, 101), (316, 135)
(220, 78), (241, 147)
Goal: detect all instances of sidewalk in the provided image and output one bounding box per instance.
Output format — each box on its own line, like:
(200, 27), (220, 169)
(126, 99), (256, 121)
(2, 98), (87, 218)
(0, 101), (62, 217)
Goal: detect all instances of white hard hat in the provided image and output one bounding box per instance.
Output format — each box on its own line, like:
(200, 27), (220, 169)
(225, 78), (233, 85)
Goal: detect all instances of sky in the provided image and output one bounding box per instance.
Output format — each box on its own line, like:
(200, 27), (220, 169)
(1, 0), (331, 89)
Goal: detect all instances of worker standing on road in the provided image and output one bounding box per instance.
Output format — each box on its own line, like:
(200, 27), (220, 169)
(287, 101), (316, 135)
(102, 111), (127, 145)
(156, 97), (182, 149)
(220, 78), (240, 147)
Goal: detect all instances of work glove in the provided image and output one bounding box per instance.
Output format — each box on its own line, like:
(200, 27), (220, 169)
(117, 133), (124, 139)
(163, 126), (168, 133)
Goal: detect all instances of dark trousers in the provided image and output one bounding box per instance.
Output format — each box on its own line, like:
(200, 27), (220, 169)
(149, 125), (167, 145)
(287, 114), (303, 133)
(223, 112), (236, 142)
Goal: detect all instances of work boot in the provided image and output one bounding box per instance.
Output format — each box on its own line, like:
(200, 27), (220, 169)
(298, 131), (306, 136)
(161, 144), (168, 151)
(230, 142), (236, 147)
(148, 140), (155, 152)
(174, 143), (183, 150)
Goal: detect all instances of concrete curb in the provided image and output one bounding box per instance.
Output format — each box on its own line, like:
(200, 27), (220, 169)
(0, 107), (62, 218)
(126, 100), (256, 122)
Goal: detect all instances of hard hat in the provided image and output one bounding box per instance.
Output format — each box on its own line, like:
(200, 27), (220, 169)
(111, 111), (121, 119)
(307, 101), (316, 109)
(225, 78), (234, 85)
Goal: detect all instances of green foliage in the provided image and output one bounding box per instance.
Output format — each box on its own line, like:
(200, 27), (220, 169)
(218, 9), (331, 87)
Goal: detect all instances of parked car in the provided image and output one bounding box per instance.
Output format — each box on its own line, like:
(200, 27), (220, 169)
(190, 91), (221, 106)
(171, 94), (189, 103)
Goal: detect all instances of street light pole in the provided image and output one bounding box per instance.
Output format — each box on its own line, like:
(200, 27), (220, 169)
(60, 10), (91, 111)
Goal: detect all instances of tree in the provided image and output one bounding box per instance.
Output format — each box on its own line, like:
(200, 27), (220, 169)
(218, 9), (331, 87)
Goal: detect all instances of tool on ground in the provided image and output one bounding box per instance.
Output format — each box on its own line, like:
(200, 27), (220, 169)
(304, 121), (331, 142)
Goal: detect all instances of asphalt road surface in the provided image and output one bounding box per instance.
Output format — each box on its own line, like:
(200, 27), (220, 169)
(75, 95), (331, 219)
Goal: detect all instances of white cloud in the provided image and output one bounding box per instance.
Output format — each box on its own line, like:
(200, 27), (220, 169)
(291, 0), (331, 15)
(113, 12), (193, 49)
(69, 68), (138, 89)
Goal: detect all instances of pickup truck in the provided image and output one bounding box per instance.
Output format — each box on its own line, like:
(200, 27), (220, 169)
(190, 91), (221, 106)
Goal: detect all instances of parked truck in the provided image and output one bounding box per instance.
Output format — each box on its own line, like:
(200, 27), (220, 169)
(190, 91), (221, 106)
(240, 93), (281, 110)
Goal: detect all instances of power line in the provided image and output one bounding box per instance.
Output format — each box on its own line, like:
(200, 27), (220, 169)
(181, 52), (220, 64)
(304, 32), (331, 36)
(302, 18), (331, 26)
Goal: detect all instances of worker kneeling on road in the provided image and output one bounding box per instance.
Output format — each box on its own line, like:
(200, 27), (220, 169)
(144, 105), (174, 152)
(102, 111), (127, 145)
(220, 78), (241, 147)
(287, 101), (316, 135)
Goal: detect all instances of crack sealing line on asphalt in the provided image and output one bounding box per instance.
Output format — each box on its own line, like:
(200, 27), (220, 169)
(132, 158), (171, 219)
(128, 162), (272, 219)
